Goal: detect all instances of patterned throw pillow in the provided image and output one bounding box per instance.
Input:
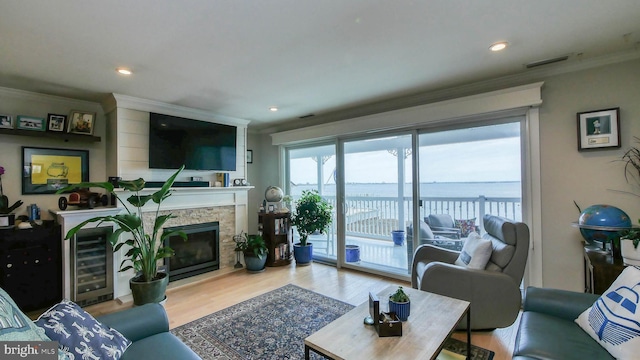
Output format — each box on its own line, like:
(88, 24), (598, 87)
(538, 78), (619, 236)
(454, 232), (492, 269)
(455, 218), (477, 237)
(575, 266), (640, 359)
(35, 299), (131, 360)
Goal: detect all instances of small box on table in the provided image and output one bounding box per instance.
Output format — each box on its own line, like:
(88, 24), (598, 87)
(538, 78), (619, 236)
(369, 292), (402, 337)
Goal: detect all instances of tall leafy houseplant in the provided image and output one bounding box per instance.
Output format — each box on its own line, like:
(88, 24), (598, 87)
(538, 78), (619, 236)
(291, 190), (333, 265)
(620, 138), (640, 264)
(59, 166), (186, 305)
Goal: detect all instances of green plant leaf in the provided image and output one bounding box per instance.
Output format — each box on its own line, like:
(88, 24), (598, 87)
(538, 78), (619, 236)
(118, 178), (145, 192)
(55, 181), (114, 194)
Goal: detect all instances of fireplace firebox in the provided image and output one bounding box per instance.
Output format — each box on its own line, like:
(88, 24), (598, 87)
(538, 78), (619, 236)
(163, 222), (220, 281)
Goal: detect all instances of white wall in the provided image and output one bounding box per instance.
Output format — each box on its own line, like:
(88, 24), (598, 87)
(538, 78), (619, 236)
(0, 88), (106, 220)
(539, 59), (640, 291)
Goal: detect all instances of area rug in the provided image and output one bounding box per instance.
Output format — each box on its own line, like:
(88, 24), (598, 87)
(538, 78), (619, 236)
(171, 284), (494, 360)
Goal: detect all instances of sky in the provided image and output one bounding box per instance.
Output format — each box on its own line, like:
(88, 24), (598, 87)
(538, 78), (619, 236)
(290, 137), (521, 184)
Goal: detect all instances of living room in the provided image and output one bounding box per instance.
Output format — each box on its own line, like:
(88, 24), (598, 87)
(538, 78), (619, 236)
(1, 2), (640, 359)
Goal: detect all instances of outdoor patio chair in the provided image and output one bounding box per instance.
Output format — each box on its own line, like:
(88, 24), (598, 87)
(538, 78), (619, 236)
(424, 214), (461, 239)
(411, 214), (529, 330)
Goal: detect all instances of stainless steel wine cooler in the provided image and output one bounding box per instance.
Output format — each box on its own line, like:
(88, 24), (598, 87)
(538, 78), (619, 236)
(70, 226), (114, 307)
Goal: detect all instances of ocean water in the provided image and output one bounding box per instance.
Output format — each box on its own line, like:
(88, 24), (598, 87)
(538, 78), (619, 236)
(291, 181), (521, 198)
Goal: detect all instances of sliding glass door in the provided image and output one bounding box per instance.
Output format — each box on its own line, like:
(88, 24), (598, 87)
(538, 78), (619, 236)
(341, 134), (414, 275)
(287, 144), (337, 262)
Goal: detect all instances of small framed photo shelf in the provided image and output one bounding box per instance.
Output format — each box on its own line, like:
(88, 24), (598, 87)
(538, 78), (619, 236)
(47, 113), (67, 132)
(247, 150), (253, 164)
(17, 115), (46, 131)
(577, 107), (620, 151)
(68, 110), (96, 135)
(0, 115), (13, 129)
(22, 146), (89, 194)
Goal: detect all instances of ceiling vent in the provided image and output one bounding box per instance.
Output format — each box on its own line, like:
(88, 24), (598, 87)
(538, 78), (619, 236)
(525, 55), (570, 69)
(299, 114), (315, 119)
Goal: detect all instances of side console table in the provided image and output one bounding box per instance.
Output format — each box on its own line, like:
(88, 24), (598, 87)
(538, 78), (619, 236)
(583, 247), (625, 295)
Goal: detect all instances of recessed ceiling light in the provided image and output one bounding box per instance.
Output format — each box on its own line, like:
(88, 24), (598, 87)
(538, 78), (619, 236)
(116, 68), (132, 75)
(489, 42), (509, 52)
(269, 107), (278, 112)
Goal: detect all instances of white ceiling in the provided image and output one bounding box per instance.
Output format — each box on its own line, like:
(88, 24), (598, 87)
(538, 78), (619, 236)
(1, 1), (639, 129)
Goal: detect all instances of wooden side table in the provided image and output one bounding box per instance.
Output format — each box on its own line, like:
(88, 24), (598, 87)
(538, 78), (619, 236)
(583, 247), (626, 294)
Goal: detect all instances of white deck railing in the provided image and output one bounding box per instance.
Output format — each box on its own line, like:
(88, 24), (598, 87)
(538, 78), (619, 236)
(323, 195), (521, 240)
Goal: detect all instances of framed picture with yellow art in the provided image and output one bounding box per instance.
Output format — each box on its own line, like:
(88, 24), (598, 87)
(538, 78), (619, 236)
(21, 146), (89, 194)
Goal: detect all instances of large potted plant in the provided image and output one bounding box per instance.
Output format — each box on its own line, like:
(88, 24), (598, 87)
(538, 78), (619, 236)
(291, 190), (333, 265)
(59, 166), (186, 305)
(238, 234), (268, 272)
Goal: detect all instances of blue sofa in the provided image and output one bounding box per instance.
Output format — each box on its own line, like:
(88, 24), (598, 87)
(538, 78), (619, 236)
(513, 287), (613, 359)
(97, 303), (201, 360)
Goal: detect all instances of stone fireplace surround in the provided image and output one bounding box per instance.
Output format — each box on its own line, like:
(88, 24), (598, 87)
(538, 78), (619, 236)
(54, 186), (251, 303)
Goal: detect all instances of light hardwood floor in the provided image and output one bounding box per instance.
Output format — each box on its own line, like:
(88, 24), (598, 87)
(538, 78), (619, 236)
(85, 263), (518, 360)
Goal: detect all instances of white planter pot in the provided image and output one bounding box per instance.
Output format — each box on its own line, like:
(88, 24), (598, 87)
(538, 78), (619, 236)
(621, 240), (640, 266)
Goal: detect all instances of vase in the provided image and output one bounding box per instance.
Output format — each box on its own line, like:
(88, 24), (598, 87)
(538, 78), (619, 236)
(293, 243), (313, 265)
(345, 245), (360, 262)
(391, 230), (405, 246)
(244, 253), (267, 272)
(129, 272), (169, 306)
(621, 240), (640, 266)
(389, 300), (410, 321)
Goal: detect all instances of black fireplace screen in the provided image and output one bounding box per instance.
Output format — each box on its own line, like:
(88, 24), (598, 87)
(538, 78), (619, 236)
(163, 222), (220, 281)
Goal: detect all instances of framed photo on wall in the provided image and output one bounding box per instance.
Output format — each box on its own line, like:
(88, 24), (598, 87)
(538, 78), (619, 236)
(247, 150), (253, 164)
(0, 114), (13, 129)
(68, 110), (96, 135)
(17, 115), (46, 131)
(22, 146), (89, 194)
(577, 107), (620, 151)
(47, 113), (67, 132)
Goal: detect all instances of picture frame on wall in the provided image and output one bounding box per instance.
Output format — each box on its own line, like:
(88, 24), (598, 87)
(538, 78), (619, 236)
(247, 149), (253, 164)
(577, 107), (620, 151)
(68, 110), (96, 135)
(17, 115), (46, 131)
(0, 114), (13, 129)
(22, 146), (89, 194)
(47, 113), (67, 132)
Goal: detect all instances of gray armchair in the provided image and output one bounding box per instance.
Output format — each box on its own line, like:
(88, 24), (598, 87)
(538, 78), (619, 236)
(411, 214), (529, 330)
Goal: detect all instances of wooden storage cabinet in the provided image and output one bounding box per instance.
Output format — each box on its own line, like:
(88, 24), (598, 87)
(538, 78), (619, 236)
(258, 212), (292, 266)
(583, 247), (626, 295)
(0, 222), (62, 312)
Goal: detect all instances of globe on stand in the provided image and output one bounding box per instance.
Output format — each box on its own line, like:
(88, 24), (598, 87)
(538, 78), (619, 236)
(573, 204), (632, 257)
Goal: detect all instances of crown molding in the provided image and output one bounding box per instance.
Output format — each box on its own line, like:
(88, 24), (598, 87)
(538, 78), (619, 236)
(260, 48), (640, 135)
(102, 93), (251, 127)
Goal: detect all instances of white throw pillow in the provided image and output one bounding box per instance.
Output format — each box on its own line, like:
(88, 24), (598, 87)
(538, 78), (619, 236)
(454, 232), (492, 269)
(575, 266), (640, 359)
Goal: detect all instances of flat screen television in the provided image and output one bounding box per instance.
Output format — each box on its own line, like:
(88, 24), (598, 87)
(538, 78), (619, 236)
(149, 112), (237, 171)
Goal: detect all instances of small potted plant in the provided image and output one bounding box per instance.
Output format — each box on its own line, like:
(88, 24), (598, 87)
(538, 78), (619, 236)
(291, 190), (333, 265)
(239, 234), (268, 272)
(389, 286), (411, 321)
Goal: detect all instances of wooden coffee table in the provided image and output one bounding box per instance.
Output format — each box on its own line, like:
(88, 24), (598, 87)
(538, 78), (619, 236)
(304, 285), (471, 360)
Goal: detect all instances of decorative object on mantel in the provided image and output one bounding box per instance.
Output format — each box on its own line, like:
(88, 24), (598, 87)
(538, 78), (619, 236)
(577, 107), (620, 151)
(57, 165), (186, 306)
(0, 165), (23, 228)
(291, 190), (333, 266)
